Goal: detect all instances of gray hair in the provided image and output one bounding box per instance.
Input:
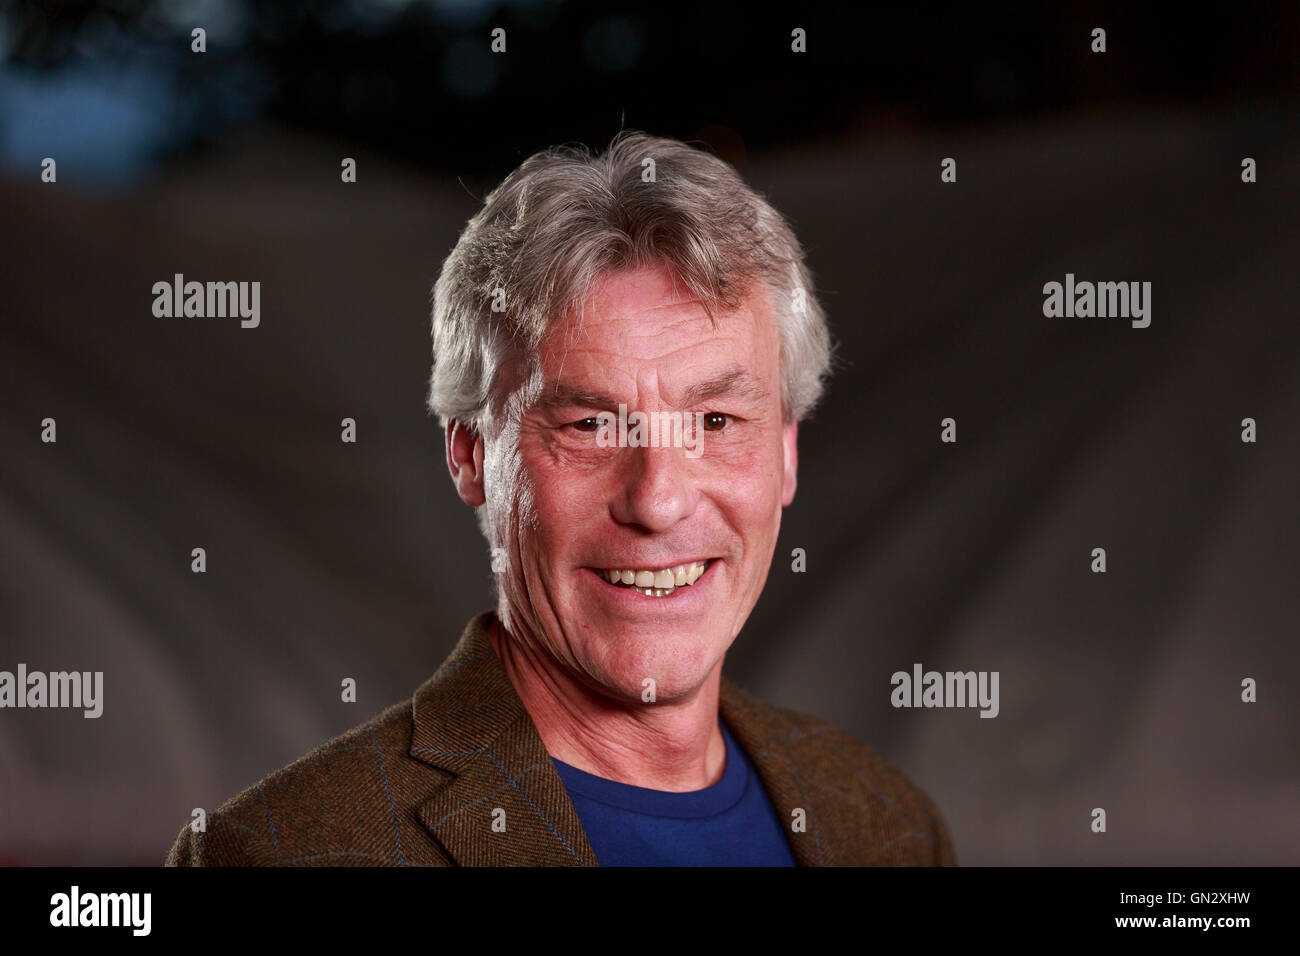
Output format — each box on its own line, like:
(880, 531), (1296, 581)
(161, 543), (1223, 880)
(427, 131), (832, 434)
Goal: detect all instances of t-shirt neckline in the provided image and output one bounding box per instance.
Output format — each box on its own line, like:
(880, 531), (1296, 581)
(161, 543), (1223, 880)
(550, 721), (749, 819)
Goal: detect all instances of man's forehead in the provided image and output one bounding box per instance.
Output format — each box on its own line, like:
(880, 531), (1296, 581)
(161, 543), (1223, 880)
(519, 265), (780, 408)
(553, 292), (716, 351)
(582, 266), (710, 316)
(535, 362), (770, 410)
(551, 265), (774, 336)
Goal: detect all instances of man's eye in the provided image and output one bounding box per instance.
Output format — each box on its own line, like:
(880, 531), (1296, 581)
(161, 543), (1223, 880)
(572, 417), (601, 432)
(702, 412), (728, 431)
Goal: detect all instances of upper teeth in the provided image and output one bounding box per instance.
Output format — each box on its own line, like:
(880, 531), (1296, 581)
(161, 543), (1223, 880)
(603, 562), (707, 593)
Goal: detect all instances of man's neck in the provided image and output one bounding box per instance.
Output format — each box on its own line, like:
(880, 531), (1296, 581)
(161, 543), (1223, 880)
(485, 613), (728, 792)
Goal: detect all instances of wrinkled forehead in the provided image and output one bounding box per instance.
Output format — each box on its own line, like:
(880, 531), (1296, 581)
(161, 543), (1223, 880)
(546, 269), (774, 381)
(489, 267), (780, 425)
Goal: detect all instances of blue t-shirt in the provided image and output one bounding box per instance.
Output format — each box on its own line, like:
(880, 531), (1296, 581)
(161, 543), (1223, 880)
(551, 720), (797, 866)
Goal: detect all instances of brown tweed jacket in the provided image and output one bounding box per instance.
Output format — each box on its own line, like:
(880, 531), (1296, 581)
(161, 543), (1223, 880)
(166, 612), (956, 866)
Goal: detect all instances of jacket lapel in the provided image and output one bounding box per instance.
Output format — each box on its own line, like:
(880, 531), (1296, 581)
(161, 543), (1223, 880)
(409, 613), (598, 866)
(410, 613), (860, 867)
(719, 678), (837, 866)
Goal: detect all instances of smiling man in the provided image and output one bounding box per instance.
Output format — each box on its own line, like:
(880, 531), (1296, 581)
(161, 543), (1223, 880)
(167, 133), (955, 867)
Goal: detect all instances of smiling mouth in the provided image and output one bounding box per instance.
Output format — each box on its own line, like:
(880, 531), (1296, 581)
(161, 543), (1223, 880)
(594, 561), (710, 598)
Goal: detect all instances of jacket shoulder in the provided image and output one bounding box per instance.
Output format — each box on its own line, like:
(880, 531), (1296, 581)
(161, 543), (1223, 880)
(725, 683), (956, 866)
(166, 695), (451, 867)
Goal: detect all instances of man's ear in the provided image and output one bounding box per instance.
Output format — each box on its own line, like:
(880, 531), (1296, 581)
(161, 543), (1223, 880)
(781, 421), (799, 507)
(446, 419), (486, 507)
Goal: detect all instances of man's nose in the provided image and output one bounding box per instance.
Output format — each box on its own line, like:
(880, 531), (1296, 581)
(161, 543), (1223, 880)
(610, 443), (698, 533)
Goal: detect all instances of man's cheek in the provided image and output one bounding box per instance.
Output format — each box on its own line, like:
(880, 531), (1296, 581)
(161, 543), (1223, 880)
(531, 429), (621, 472)
(708, 433), (781, 473)
(706, 452), (783, 506)
(527, 473), (605, 548)
(540, 468), (604, 516)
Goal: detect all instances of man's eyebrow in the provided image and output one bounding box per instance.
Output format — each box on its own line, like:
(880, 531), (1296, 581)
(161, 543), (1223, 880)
(681, 365), (767, 406)
(536, 383), (620, 411)
(534, 365), (767, 412)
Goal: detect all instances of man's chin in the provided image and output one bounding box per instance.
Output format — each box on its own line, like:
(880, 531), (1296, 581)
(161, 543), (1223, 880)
(576, 636), (724, 706)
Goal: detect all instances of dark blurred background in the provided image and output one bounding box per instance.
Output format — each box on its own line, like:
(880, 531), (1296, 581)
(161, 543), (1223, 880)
(1, 0), (1297, 865)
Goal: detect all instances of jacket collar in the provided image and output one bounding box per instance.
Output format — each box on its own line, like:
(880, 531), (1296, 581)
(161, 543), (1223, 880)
(410, 612), (828, 866)
(717, 677), (831, 865)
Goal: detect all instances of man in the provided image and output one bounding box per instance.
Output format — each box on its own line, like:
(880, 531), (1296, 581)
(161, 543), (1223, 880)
(167, 132), (955, 866)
